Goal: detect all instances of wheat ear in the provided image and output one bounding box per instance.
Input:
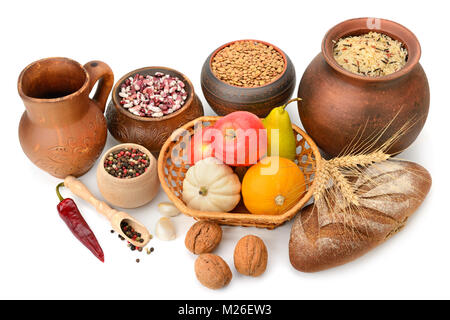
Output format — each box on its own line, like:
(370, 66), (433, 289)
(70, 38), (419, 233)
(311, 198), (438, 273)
(312, 159), (330, 203)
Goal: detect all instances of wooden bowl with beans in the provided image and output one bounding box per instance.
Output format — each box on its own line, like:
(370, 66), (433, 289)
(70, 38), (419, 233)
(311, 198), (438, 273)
(106, 66), (204, 156)
(201, 40), (296, 117)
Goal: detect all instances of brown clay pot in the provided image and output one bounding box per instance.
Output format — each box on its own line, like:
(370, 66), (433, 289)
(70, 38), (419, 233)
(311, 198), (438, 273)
(106, 66), (204, 156)
(18, 57), (114, 178)
(201, 39), (296, 117)
(298, 18), (430, 157)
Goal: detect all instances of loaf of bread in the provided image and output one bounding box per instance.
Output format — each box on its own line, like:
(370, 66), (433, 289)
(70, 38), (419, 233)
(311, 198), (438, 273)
(289, 160), (432, 272)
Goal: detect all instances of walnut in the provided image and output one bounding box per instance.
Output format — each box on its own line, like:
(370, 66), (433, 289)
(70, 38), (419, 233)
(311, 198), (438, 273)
(185, 221), (222, 254)
(233, 235), (268, 277)
(194, 254), (232, 290)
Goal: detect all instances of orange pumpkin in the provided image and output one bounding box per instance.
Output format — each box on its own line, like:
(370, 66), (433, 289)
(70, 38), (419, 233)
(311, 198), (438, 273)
(242, 156), (306, 215)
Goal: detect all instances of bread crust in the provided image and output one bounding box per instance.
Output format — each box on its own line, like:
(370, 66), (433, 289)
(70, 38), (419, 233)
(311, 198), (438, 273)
(289, 160), (432, 272)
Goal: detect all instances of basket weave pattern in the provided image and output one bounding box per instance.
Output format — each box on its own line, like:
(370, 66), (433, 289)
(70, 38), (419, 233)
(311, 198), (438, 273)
(158, 116), (321, 229)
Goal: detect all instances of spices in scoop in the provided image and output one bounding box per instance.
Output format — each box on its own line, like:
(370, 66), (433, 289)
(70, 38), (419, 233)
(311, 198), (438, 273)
(119, 72), (188, 118)
(111, 224), (154, 262)
(121, 221), (145, 246)
(104, 148), (150, 179)
(333, 32), (408, 77)
(211, 40), (285, 87)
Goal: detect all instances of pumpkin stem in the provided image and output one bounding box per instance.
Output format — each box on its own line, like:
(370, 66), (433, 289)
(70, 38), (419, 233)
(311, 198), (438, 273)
(199, 186), (208, 196)
(274, 195), (285, 206)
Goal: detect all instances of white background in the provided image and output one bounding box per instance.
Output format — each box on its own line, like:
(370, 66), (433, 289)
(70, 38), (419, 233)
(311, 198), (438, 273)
(1, 0), (449, 300)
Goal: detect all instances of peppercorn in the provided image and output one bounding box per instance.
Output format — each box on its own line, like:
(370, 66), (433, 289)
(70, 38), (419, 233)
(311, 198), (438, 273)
(104, 148), (150, 179)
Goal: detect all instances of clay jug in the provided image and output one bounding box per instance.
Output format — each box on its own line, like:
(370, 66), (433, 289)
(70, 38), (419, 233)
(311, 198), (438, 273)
(18, 57), (114, 178)
(298, 18), (430, 157)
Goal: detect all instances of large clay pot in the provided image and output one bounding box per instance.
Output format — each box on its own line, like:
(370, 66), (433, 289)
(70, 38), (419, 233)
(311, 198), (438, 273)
(298, 18), (430, 157)
(18, 57), (114, 178)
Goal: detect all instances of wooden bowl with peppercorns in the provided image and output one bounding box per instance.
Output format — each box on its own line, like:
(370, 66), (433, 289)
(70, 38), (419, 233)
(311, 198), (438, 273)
(96, 143), (159, 209)
(106, 67), (204, 156)
(201, 40), (296, 117)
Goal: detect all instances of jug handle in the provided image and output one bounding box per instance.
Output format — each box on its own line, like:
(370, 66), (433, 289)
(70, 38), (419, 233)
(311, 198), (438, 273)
(84, 61), (114, 113)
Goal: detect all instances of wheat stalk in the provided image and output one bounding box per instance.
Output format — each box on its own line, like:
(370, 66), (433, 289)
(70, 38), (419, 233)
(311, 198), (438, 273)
(312, 159), (331, 203)
(328, 166), (360, 206)
(327, 151), (390, 169)
(310, 111), (423, 232)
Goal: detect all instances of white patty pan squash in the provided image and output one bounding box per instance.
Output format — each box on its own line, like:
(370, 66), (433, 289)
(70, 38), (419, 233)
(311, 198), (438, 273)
(182, 157), (241, 212)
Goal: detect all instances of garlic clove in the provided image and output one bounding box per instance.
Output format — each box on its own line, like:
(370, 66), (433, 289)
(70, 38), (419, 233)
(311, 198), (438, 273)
(158, 202), (180, 217)
(155, 217), (176, 241)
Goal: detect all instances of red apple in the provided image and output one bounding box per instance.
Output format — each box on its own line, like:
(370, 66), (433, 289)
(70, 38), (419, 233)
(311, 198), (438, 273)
(187, 127), (215, 165)
(211, 111), (267, 166)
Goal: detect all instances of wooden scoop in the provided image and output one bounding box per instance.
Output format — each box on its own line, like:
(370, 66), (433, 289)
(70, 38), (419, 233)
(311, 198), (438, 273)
(64, 176), (151, 247)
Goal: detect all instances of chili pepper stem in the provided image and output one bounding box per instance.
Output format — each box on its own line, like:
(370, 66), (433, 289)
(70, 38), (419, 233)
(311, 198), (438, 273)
(281, 97), (302, 110)
(56, 182), (65, 202)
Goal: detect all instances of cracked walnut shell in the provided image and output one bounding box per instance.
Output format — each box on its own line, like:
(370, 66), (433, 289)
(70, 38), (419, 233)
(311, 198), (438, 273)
(234, 235), (268, 277)
(185, 221), (222, 254)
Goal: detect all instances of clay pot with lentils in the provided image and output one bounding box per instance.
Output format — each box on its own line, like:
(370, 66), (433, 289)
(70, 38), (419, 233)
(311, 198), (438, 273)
(201, 40), (296, 117)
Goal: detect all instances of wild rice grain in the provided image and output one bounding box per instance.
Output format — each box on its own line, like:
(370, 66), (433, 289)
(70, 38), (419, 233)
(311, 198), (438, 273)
(333, 32), (408, 77)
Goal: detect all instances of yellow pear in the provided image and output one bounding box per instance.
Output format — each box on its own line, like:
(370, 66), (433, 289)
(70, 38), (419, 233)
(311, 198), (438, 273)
(262, 98), (300, 161)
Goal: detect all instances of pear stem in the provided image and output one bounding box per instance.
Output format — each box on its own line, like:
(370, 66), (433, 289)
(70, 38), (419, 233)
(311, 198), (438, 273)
(281, 97), (302, 110)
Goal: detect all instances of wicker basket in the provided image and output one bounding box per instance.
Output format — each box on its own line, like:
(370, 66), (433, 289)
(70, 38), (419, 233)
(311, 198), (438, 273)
(158, 116), (321, 229)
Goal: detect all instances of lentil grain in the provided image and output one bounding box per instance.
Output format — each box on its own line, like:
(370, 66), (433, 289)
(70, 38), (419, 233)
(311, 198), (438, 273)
(211, 41), (285, 87)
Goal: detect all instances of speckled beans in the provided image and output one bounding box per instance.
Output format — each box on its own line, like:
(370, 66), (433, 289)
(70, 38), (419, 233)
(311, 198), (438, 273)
(119, 73), (188, 118)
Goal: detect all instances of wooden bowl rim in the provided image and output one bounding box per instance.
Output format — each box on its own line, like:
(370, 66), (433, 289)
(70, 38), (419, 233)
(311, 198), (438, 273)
(98, 142), (157, 184)
(110, 66), (195, 122)
(207, 39), (289, 89)
(157, 116), (322, 225)
(322, 17), (421, 83)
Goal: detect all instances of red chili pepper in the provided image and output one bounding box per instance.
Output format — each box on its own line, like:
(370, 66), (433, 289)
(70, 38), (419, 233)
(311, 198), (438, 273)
(56, 182), (104, 262)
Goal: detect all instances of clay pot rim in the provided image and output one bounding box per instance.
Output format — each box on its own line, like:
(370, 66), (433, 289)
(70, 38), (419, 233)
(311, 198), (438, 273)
(208, 39), (288, 89)
(99, 143), (156, 184)
(17, 57), (90, 102)
(322, 17), (421, 82)
(111, 66), (195, 122)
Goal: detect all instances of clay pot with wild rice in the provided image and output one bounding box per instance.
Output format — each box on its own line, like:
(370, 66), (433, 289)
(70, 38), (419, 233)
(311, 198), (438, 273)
(298, 18), (430, 157)
(106, 67), (204, 156)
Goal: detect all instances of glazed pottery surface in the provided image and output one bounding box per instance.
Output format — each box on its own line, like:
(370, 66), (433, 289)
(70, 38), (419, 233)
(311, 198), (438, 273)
(106, 67), (204, 156)
(298, 18), (430, 157)
(96, 143), (159, 209)
(201, 40), (296, 117)
(18, 57), (114, 178)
